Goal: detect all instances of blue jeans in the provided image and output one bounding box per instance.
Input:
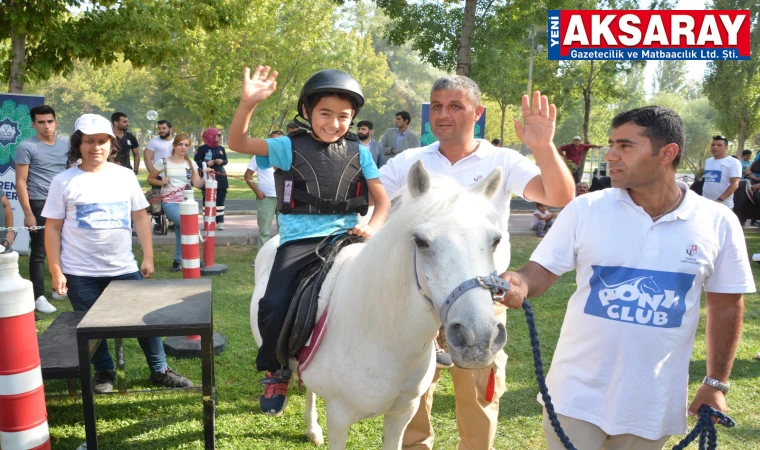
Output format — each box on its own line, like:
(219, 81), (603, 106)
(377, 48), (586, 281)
(162, 201), (182, 263)
(66, 271), (168, 373)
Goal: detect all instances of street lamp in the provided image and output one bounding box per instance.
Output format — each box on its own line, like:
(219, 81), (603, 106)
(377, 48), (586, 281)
(146, 110), (158, 141)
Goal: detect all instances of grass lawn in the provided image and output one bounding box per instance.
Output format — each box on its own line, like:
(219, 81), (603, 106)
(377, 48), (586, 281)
(25, 234), (760, 449)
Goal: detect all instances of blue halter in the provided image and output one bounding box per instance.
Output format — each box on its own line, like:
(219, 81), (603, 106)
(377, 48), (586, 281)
(413, 247), (510, 325)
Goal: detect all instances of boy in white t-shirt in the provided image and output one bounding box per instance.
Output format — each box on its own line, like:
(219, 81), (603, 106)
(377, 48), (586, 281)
(702, 135), (742, 208)
(497, 107), (754, 450)
(532, 202), (556, 237)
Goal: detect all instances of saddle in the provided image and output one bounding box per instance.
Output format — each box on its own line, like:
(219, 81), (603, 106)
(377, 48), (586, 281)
(276, 233), (364, 367)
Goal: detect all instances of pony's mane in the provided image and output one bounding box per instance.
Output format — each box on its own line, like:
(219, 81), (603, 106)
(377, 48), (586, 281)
(327, 174), (499, 333)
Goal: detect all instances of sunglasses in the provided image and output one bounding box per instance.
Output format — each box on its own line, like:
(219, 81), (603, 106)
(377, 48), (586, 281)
(713, 135), (727, 140)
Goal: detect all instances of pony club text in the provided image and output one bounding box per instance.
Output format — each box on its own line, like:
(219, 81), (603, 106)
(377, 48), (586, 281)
(548, 9), (751, 61)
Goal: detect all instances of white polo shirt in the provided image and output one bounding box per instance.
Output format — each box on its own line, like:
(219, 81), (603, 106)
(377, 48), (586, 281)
(530, 183), (755, 440)
(702, 156), (742, 208)
(145, 137), (174, 163)
(379, 139), (540, 271)
(247, 156), (276, 197)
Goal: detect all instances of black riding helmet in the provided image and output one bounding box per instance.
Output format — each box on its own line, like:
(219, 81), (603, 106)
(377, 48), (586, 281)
(296, 70), (365, 127)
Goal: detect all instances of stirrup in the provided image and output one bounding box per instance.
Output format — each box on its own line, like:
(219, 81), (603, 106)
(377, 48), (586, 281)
(273, 368), (292, 382)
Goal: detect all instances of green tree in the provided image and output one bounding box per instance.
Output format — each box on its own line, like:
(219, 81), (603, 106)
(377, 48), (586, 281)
(652, 60), (687, 95)
(1, 0), (241, 92)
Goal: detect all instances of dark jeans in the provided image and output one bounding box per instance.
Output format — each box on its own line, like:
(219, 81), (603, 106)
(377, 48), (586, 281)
(256, 237), (323, 372)
(29, 200), (47, 299)
(203, 188), (227, 224)
(66, 271), (168, 373)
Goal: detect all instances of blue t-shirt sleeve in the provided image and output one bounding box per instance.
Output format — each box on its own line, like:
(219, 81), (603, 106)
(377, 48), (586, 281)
(256, 136), (292, 170)
(359, 146), (380, 179)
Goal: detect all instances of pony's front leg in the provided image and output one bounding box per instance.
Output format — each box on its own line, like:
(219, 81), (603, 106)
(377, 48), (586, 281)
(382, 407), (417, 450)
(304, 388), (324, 446)
(325, 404), (352, 450)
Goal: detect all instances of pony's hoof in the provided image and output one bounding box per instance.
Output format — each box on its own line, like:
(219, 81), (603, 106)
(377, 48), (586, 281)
(306, 427), (324, 446)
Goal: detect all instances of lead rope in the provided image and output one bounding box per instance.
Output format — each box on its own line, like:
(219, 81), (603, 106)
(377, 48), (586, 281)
(521, 299), (735, 450)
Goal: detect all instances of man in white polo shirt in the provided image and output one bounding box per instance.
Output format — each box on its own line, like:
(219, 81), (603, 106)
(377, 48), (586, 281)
(497, 106), (754, 450)
(702, 135), (742, 208)
(380, 76), (575, 450)
(244, 148), (278, 266)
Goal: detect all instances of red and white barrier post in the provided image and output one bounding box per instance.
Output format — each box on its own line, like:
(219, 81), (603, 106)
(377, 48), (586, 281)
(201, 170), (227, 276)
(0, 251), (51, 450)
(164, 186), (227, 358)
(179, 188), (201, 279)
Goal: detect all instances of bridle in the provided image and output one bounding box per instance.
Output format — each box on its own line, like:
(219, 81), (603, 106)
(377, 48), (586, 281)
(413, 247), (509, 325)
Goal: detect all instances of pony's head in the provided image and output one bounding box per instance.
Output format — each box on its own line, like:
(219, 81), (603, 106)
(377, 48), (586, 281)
(392, 160), (507, 369)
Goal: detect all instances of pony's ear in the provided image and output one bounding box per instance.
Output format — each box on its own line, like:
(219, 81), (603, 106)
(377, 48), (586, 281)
(472, 168), (502, 200)
(408, 160), (431, 198)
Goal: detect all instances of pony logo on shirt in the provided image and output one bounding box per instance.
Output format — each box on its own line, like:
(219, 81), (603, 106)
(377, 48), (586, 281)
(703, 170), (722, 183)
(585, 266), (695, 328)
(76, 202), (130, 229)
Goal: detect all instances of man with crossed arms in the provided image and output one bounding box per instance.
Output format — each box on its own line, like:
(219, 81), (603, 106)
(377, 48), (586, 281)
(380, 75), (574, 450)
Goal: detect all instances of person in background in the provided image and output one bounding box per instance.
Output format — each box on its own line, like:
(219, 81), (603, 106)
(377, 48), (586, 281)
(194, 128), (229, 230)
(491, 138), (502, 147)
(15, 104), (71, 313)
(44, 114), (193, 393)
(576, 181), (589, 196)
(740, 149), (752, 179)
(149, 134), (208, 272)
(702, 135), (741, 209)
(244, 132), (280, 267)
(532, 202), (556, 237)
(111, 112), (140, 174)
(144, 119), (173, 174)
(357, 120), (385, 168)
(381, 111), (421, 159)
(286, 122), (299, 135)
(559, 135), (603, 183)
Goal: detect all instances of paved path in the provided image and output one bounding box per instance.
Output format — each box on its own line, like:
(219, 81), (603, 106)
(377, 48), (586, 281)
(222, 197), (537, 214)
(140, 212), (541, 246)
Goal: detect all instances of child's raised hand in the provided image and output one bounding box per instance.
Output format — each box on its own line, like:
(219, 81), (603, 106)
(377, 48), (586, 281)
(241, 65), (278, 104)
(348, 224), (374, 238)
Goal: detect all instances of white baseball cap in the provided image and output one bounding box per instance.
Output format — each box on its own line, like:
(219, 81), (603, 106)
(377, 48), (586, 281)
(75, 114), (115, 137)
(573, 135), (582, 140)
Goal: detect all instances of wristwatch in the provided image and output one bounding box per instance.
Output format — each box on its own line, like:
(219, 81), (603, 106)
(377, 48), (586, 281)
(702, 376), (730, 394)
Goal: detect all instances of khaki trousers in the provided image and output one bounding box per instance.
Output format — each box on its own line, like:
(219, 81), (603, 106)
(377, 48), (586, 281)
(402, 308), (508, 450)
(542, 409), (670, 450)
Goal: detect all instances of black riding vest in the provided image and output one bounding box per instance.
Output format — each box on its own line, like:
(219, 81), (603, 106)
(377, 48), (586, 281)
(274, 131), (369, 216)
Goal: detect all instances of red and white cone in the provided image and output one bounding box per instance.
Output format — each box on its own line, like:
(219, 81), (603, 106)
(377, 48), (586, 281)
(0, 251), (51, 450)
(179, 188), (201, 279)
(201, 175), (227, 276)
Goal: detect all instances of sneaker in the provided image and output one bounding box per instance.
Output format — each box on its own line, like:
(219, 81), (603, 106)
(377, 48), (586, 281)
(35, 296), (57, 314)
(170, 261), (182, 272)
(217, 223), (225, 231)
(93, 370), (115, 394)
(52, 290), (68, 300)
(260, 371), (290, 416)
(435, 339), (454, 369)
(149, 367), (193, 388)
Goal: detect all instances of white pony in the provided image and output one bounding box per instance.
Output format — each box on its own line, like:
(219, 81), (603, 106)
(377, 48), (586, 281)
(251, 161), (508, 449)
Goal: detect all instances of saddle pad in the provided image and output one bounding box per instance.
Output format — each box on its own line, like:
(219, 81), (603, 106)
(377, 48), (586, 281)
(298, 243), (364, 373)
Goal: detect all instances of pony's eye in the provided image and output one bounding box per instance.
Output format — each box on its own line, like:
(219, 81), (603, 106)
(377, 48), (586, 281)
(414, 237), (429, 249)
(492, 238), (501, 251)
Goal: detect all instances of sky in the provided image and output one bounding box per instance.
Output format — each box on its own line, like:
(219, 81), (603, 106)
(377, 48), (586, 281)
(642, 0), (709, 94)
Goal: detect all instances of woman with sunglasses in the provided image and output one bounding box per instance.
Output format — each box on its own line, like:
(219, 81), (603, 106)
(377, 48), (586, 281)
(194, 128), (229, 230)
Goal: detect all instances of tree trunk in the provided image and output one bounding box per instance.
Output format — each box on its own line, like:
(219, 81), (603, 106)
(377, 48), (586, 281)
(578, 61), (594, 178)
(455, 0), (477, 77)
(737, 108), (749, 157)
(500, 104), (506, 144)
(9, 27), (26, 93)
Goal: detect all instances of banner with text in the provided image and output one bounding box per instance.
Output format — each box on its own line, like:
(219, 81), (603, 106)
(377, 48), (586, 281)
(0, 93), (45, 254)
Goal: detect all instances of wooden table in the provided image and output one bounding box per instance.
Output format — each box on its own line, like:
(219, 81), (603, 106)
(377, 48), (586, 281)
(76, 278), (216, 449)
